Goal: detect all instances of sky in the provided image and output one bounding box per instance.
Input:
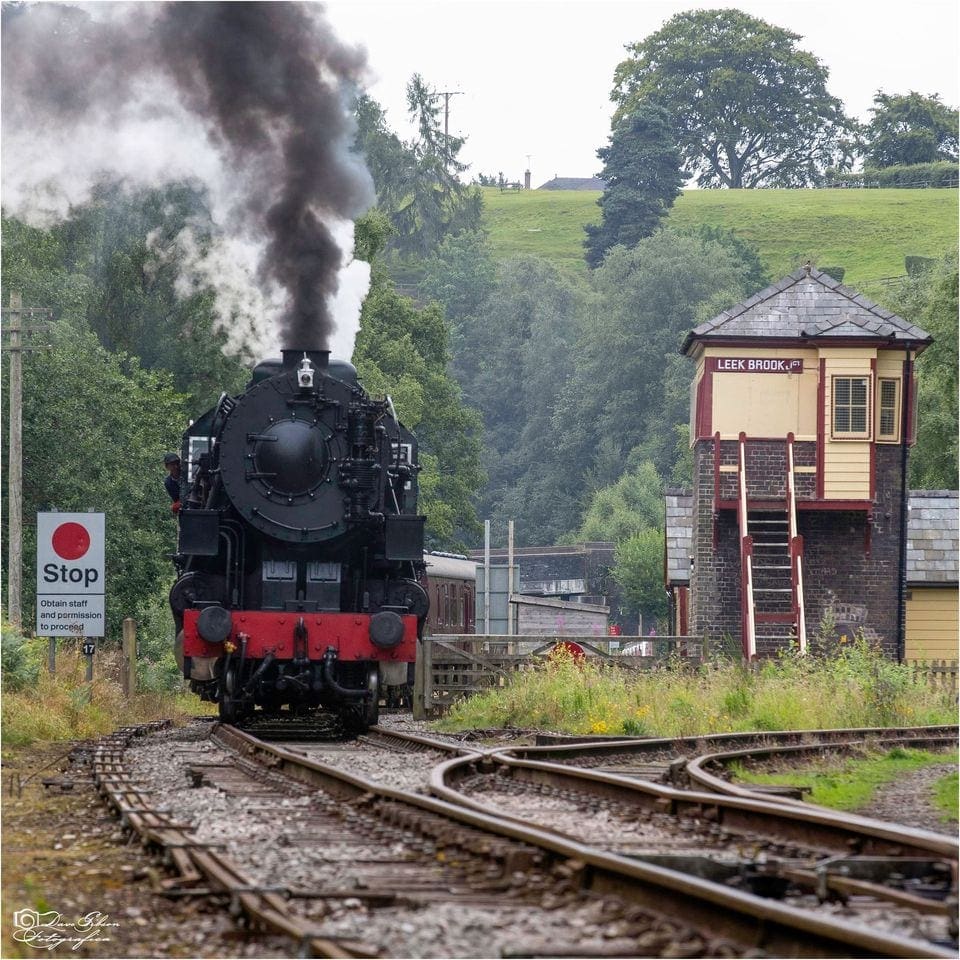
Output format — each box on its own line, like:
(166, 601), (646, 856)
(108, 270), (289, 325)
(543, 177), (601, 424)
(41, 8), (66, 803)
(325, 0), (960, 187)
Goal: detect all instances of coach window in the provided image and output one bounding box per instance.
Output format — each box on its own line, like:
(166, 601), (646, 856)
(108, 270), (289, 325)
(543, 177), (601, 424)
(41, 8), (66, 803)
(876, 378), (900, 441)
(439, 584), (447, 626)
(832, 376), (870, 439)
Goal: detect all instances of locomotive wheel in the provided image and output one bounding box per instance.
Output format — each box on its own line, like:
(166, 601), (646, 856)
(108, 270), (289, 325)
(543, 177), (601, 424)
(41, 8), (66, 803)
(343, 665), (380, 733)
(364, 664), (380, 729)
(218, 665), (242, 723)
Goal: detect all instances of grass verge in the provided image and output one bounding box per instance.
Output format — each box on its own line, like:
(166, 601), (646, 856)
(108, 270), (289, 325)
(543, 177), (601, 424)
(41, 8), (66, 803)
(2, 643), (211, 750)
(731, 746), (959, 815)
(933, 771), (959, 820)
(437, 638), (956, 737)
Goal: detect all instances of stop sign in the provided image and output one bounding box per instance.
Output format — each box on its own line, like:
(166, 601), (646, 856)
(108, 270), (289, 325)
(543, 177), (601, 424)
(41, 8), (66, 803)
(36, 513), (105, 638)
(37, 513), (104, 593)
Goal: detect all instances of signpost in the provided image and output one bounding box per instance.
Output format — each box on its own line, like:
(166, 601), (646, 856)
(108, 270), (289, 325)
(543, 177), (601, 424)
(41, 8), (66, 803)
(36, 513), (105, 681)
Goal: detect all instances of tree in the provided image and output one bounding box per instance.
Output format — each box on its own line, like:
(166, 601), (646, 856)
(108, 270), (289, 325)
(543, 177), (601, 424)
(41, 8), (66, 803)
(354, 81), (483, 259)
(577, 461), (664, 543)
(585, 105), (684, 267)
(613, 529), (669, 625)
(553, 230), (750, 483)
(420, 229), (498, 387)
(9, 329), (188, 638)
(612, 9), (856, 187)
(577, 463), (668, 627)
(465, 257), (587, 544)
(887, 254), (959, 489)
(2, 185), (251, 410)
(864, 91), (959, 168)
(353, 217), (484, 549)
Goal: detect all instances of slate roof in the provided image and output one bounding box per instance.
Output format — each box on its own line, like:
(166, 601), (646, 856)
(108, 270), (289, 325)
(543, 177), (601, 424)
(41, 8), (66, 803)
(907, 491), (959, 585)
(664, 489), (693, 586)
(537, 176), (607, 191)
(682, 266), (931, 354)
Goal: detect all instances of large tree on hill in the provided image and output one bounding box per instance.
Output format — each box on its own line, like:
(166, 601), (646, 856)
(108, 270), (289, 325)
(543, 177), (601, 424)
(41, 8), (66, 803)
(863, 91), (959, 168)
(612, 9), (856, 188)
(584, 105), (684, 267)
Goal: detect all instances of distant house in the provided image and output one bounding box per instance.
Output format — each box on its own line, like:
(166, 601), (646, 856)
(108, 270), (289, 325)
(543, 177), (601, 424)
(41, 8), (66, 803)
(537, 176), (607, 191)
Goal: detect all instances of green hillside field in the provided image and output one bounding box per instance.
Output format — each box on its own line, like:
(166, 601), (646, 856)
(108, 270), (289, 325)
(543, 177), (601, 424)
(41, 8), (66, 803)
(480, 186), (959, 294)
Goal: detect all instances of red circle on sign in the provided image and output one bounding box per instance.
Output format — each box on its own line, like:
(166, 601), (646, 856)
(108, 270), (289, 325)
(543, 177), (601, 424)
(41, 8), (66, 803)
(52, 522), (91, 560)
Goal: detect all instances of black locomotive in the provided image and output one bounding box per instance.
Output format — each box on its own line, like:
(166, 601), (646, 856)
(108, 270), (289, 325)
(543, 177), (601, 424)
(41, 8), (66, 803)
(170, 349), (428, 728)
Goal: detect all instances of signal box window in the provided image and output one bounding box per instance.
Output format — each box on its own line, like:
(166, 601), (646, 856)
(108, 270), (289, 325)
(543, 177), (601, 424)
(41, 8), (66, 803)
(877, 378), (900, 441)
(832, 377), (870, 438)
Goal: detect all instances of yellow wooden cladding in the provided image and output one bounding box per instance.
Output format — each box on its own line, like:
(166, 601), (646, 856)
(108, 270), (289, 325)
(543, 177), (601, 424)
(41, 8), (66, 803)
(906, 587), (960, 661)
(822, 356), (872, 498)
(708, 346), (818, 440)
(697, 345), (910, 500)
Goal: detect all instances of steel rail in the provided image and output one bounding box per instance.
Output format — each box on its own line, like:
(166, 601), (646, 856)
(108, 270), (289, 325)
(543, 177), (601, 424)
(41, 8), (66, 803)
(365, 725), (478, 754)
(211, 723), (956, 958)
(513, 725), (959, 762)
(430, 751), (958, 860)
(685, 735), (960, 805)
(91, 723), (373, 959)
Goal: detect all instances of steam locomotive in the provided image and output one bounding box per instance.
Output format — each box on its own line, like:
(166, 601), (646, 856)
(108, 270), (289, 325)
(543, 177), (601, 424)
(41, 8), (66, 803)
(169, 349), (428, 729)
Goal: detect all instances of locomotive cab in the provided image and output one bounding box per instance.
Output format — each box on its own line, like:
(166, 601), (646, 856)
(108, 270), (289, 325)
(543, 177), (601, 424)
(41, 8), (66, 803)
(170, 349), (427, 729)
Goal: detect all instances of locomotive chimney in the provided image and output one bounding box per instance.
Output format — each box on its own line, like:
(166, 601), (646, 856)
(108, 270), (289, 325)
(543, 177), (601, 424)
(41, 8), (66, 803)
(282, 349), (330, 372)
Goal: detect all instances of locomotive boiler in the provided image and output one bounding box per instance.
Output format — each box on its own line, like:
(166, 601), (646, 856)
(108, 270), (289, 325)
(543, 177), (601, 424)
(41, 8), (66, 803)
(169, 349), (428, 728)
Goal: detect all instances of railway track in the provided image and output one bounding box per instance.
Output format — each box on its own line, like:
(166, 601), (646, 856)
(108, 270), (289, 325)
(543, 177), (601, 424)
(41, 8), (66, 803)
(88, 719), (957, 958)
(517, 725), (959, 787)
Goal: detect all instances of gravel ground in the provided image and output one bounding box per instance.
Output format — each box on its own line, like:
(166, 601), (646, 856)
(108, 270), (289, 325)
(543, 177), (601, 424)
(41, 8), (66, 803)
(122, 724), (734, 958)
(7, 720), (954, 958)
(855, 761), (958, 834)
(284, 740), (450, 792)
(1, 739), (292, 959)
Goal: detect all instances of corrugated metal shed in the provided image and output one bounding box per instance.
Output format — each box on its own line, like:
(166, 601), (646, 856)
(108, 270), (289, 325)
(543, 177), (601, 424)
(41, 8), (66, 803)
(509, 594), (609, 637)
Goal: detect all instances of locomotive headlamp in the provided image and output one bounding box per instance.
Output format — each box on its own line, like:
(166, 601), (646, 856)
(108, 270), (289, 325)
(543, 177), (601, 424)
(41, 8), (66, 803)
(369, 611), (404, 649)
(297, 355), (315, 390)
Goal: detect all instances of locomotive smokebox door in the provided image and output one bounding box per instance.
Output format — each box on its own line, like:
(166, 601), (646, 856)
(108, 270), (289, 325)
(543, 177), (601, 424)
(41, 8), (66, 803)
(385, 515), (425, 560)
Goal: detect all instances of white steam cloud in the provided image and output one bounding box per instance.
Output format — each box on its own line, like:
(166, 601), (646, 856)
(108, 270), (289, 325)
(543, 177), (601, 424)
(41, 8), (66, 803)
(1, 2), (374, 361)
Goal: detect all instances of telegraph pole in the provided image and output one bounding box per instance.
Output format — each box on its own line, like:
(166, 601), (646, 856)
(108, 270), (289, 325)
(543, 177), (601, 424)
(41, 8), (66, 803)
(438, 89), (463, 170)
(3, 291), (52, 628)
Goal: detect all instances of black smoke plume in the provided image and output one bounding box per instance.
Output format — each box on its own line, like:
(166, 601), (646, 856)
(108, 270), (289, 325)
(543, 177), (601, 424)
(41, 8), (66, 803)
(2, 2), (373, 351)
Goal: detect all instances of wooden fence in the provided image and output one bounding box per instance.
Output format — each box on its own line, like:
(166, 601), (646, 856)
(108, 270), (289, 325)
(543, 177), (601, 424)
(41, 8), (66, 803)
(412, 634), (703, 719)
(412, 637), (959, 719)
(909, 659), (959, 694)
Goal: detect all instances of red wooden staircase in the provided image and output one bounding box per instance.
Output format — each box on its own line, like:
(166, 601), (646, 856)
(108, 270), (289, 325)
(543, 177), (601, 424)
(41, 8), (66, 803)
(737, 433), (807, 658)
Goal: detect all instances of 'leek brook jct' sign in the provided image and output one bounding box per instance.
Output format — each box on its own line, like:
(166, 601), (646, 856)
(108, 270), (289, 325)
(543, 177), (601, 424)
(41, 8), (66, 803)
(713, 357), (804, 373)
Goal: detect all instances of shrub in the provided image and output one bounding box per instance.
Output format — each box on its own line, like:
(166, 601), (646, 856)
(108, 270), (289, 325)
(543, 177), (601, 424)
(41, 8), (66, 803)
(1, 622), (40, 692)
(824, 162), (959, 189)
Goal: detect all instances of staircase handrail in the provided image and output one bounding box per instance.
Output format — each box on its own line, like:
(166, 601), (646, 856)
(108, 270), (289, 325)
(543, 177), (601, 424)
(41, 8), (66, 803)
(738, 432), (756, 659)
(786, 433), (807, 652)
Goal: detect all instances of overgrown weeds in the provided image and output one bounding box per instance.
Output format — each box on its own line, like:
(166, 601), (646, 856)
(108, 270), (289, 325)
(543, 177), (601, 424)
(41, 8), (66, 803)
(439, 637), (956, 736)
(2, 619), (204, 748)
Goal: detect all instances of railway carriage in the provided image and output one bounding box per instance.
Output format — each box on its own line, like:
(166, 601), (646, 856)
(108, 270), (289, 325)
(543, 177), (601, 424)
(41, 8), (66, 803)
(423, 552), (476, 635)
